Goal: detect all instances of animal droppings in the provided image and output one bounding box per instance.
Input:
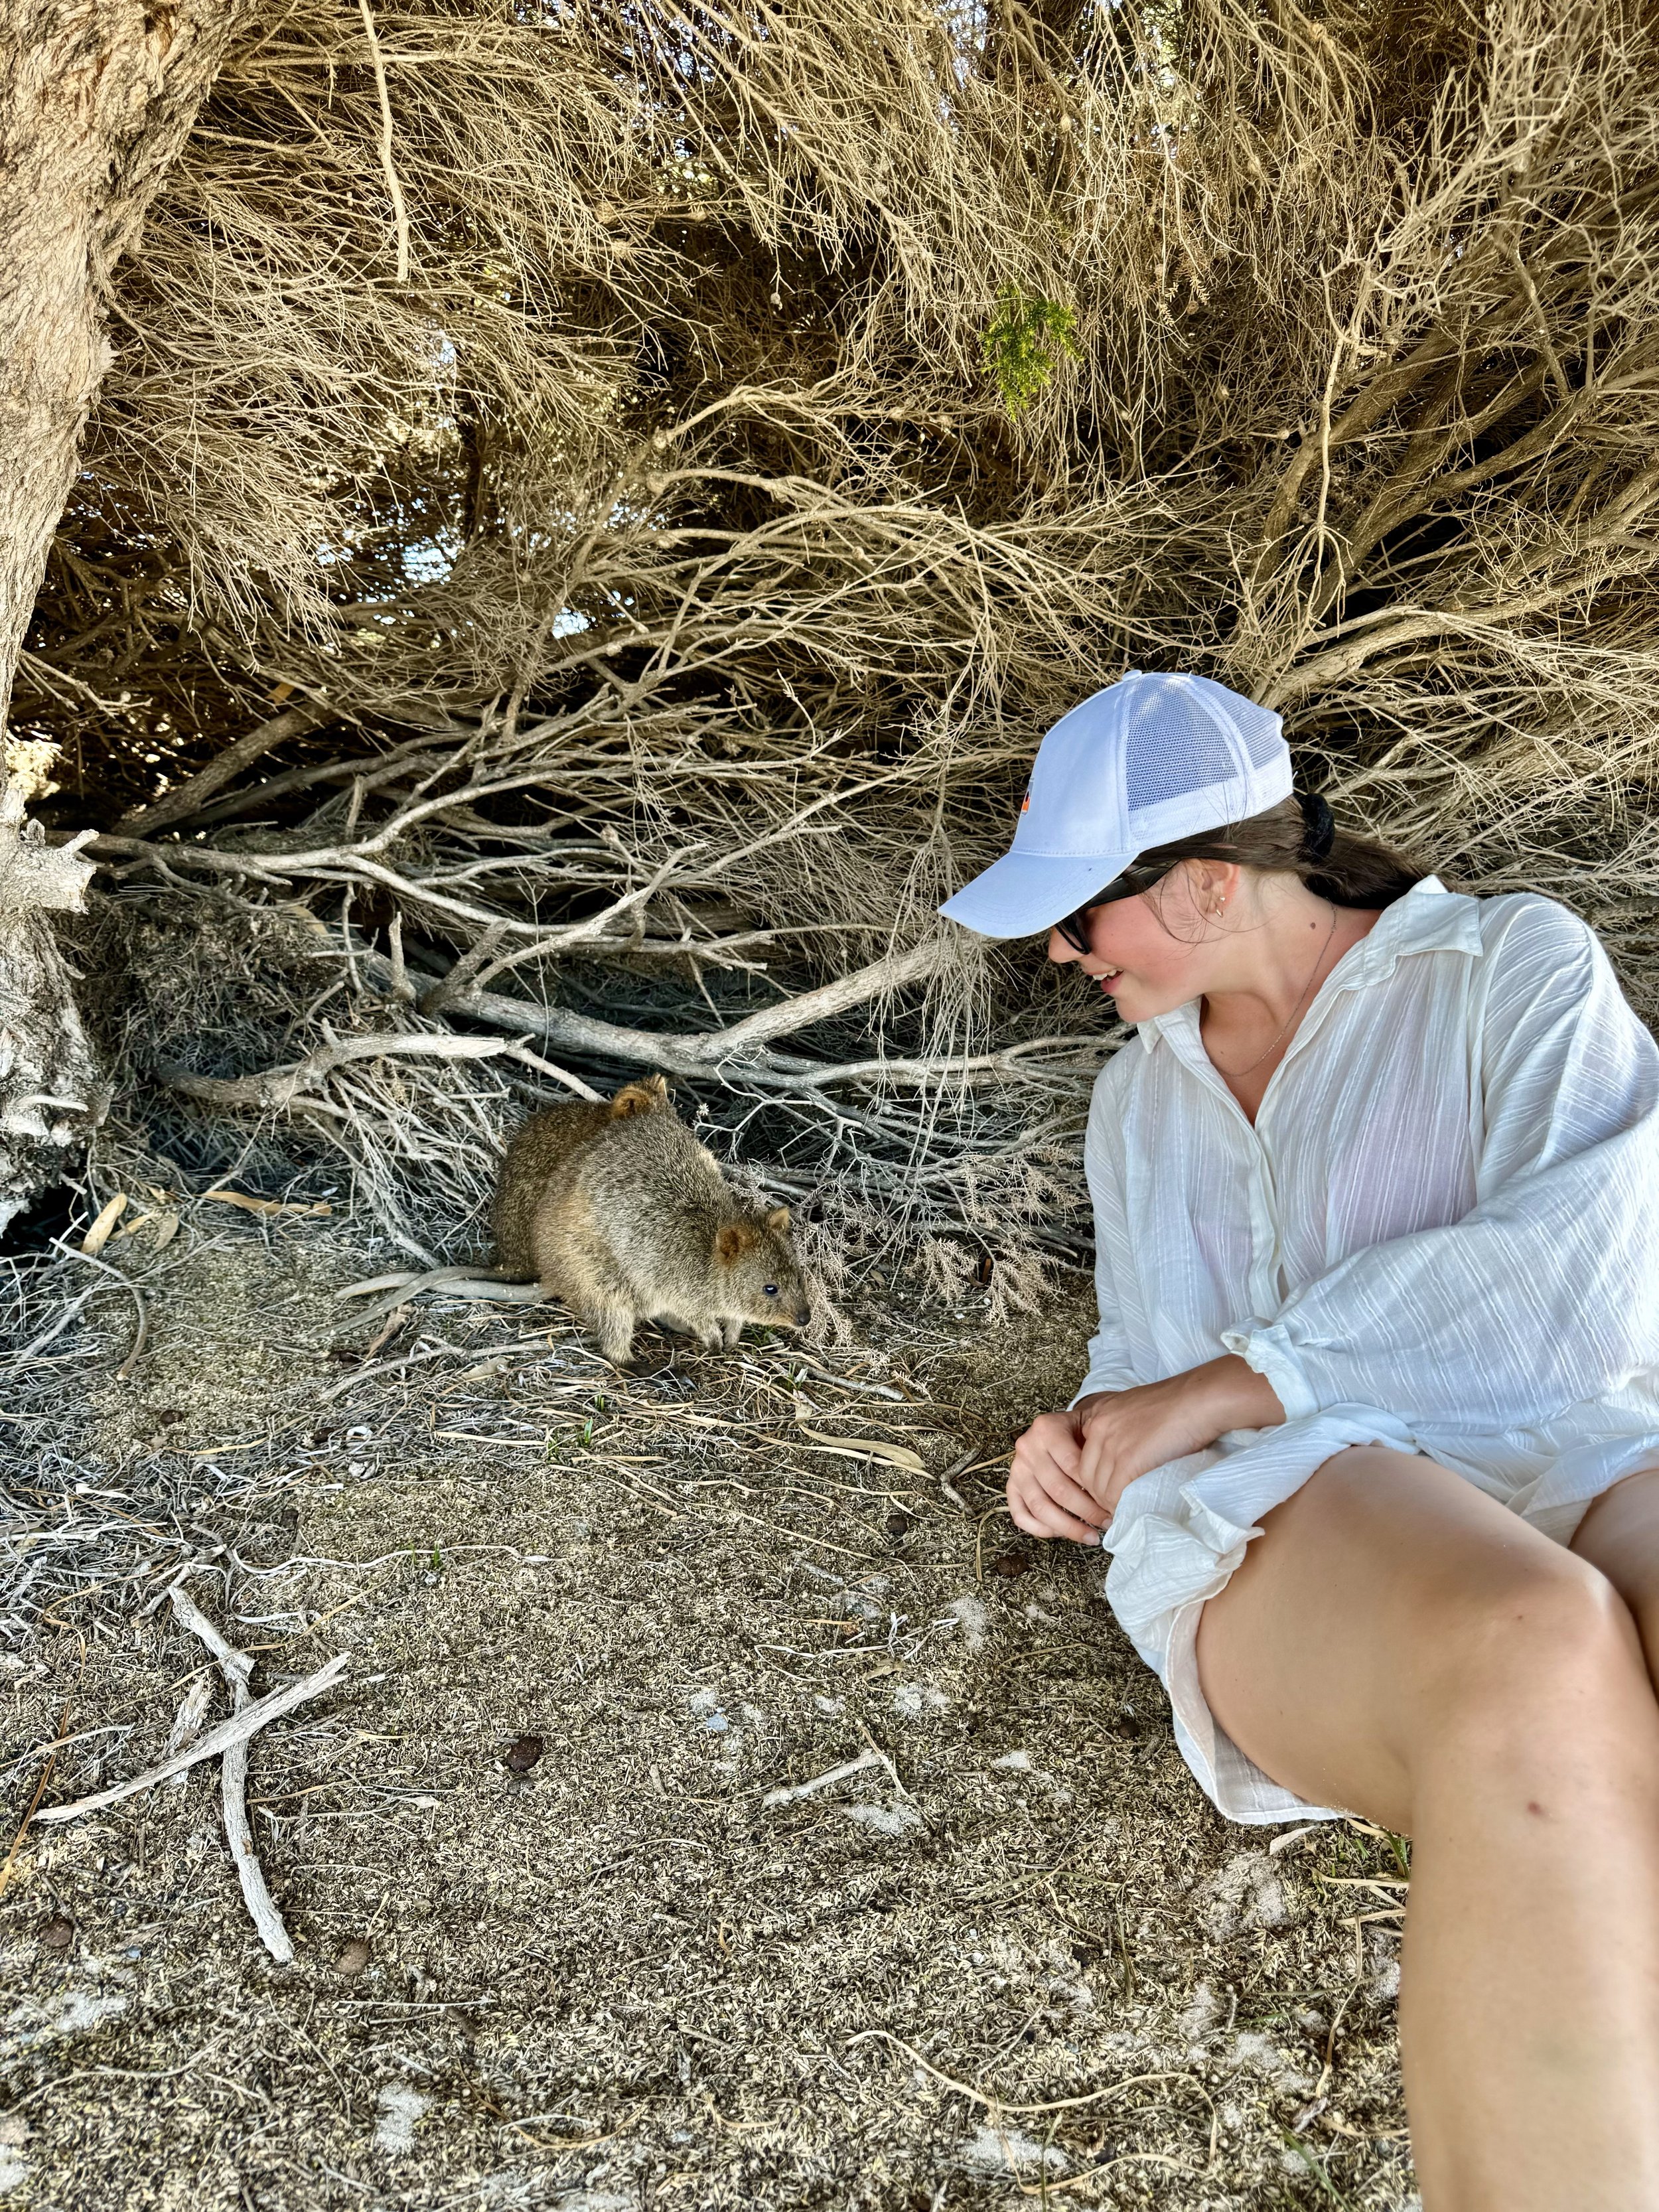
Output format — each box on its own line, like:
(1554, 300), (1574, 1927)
(504, 1733), (545, 1773)
(36, 1915), (73, 1952)
(990, 1550), (1029, 1577)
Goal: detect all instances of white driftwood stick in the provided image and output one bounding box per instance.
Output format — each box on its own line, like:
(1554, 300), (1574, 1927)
(169, 1589), (296, 1964)
(762, 1748), (884, 1808)
(36, 1651), (349, 1825)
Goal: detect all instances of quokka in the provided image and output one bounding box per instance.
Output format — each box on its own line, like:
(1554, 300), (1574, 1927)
(492, 1074), (810, 1365)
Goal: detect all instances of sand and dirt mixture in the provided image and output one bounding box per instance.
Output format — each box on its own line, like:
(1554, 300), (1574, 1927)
(1, 1214), (1415, 2210)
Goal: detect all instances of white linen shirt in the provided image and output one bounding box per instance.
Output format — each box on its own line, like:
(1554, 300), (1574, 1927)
(1076, 875), (1659, 1822)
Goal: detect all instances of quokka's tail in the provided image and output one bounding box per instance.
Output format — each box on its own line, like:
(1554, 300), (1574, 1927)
(608, 1072), (671, 1120)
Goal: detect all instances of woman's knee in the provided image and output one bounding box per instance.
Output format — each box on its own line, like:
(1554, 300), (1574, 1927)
(1408, 1548), (1650, 1775)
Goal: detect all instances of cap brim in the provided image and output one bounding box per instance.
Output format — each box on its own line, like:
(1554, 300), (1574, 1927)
(938, 849), (1137, 940)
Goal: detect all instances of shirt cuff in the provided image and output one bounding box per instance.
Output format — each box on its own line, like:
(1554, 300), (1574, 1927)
(1220, 1321), (1321, 1424)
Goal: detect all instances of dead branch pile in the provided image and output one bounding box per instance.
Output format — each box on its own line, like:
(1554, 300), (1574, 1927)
(17, 0), (1659, 1266)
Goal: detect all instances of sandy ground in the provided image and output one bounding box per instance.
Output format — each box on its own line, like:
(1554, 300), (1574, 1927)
(1, 1217), (1415, 2209)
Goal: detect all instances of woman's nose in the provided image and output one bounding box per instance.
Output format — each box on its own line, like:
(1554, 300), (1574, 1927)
(1048, 926), (1082, 965)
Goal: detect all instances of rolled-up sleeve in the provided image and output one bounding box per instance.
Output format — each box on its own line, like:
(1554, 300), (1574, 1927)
(1221, 903), (1659, 1435)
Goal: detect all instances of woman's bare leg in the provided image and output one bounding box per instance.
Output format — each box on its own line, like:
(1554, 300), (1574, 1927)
(1194, 1445), (1659, 2212)
(1573, 1468), (1659, 1678)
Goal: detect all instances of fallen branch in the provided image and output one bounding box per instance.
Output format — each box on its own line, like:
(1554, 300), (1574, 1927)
(0, 1708), (70, 1901)
(336, 1264), (494, 1299)
(158, 945), (964, 1110)
(114, 1287), (149, 1382)
(36, 1651), (350, 1824)
(333, 1264), (542, 1331)
(447, 942), (956, 1083)
(113, 700), (328, 837)
(160, 1029), (602, 1110)
(169, 1589), (295, 1964)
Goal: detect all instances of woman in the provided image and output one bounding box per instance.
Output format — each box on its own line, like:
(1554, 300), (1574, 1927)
(940, 670), (1659, 2208)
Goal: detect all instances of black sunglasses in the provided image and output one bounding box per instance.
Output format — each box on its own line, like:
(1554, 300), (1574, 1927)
(1052, 863), (1169, 952)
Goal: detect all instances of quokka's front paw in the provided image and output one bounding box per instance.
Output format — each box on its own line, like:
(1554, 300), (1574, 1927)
(719, 1317), (744, 1351)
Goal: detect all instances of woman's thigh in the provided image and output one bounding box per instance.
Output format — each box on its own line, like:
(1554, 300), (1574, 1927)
(1194, 1445), (1620, 1832)
(1572, 1466), (1659, 1649)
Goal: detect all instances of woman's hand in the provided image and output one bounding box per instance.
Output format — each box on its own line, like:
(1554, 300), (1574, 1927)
(1007, 1357), (1285, 1545)
(1007, 1410), (1108, 1544)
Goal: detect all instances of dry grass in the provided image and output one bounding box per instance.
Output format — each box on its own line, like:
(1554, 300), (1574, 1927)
(2, 1207), (1415, 2210)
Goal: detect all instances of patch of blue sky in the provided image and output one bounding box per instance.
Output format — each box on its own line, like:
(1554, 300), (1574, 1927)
(401, 530), (461, 585)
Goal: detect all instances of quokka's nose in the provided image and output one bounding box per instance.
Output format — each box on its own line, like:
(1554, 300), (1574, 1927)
(792, 1303), (811, 1327)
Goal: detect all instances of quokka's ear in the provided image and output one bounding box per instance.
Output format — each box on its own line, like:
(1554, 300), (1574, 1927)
(765, 1207), (791, 1232)
(715, 1221), (759, 1264)
(610, 1074), (669, 1120)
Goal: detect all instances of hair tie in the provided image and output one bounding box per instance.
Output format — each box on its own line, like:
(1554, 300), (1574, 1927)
(1297, 788), (1335, 863)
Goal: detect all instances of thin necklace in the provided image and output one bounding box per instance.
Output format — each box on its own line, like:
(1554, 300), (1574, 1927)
(1204, 905), (1339, 1079)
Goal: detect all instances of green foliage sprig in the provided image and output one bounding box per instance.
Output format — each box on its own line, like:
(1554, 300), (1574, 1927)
(980, 283), (1082, 415)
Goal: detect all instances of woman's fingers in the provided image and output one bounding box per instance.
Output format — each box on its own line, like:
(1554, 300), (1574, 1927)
(1007, 1452), (1106, 1546)
(1021, 1457), (1105, 1532)
(1076, 1424), (1121, 1512)
(1008, 1479), (1102, 1544)
(1021, 1410), (1084, 1479)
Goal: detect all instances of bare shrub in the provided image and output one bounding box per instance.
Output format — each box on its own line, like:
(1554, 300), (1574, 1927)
(15, 0), (1659, 1259)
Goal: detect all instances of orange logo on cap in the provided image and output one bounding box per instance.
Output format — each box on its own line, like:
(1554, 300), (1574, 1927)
(1019, 788), (1031, 814)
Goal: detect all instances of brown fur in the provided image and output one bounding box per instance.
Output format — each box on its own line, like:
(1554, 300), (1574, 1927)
(491, 1074), (810, 1364)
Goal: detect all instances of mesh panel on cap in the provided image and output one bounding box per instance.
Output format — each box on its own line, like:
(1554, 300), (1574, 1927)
(1122, 686), (1239, 815)
(1239, 711), (1280, 769)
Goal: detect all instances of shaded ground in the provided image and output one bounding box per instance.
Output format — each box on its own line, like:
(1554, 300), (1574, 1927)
(1, 1215), (1414, 2209)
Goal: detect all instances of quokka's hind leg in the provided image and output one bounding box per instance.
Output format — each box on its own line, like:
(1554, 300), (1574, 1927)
(583, 1295), (638, 1366)
(534, 1272), (634, 1363)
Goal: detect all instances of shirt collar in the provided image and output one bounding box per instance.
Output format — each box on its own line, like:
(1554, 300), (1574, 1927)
(1134, 875), (1482, 1054)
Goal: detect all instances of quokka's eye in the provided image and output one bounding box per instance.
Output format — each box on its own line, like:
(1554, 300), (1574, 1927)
(763, 1283), (779, 1296)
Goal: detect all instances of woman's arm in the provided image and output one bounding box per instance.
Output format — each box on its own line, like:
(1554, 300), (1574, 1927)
(1010, 1357), (1287, 1542)
(1013, 1053), (1290, 1541)
(1222, 901), (1659, 1436)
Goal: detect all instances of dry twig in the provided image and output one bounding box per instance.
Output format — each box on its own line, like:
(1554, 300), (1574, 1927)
(36, 1651), (350, 1824)
(169, 1587), (296, 1964)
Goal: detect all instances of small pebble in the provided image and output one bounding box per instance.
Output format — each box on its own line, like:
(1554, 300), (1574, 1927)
(991, 1550), (1029, 1578)
(336, 1936), (372, 1978)
(37, 1915), (74, 1952)
(504, 1733), (545, 1774)
(885, 1511), (911, 1538)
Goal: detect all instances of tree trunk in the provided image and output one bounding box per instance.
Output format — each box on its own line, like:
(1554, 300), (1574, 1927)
(0, 1), (250, 1232)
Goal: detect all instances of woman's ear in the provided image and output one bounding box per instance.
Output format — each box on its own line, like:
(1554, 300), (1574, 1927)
(1184, 857), (1237, 920)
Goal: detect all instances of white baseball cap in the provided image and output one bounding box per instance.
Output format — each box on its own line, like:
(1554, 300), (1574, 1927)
(939, 670), (1292, 939)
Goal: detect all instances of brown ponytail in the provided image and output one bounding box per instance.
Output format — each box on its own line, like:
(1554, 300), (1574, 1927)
(1104, 794), (1435, 911)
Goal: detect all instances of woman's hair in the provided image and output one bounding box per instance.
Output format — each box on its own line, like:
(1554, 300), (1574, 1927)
(1104, 794), (1434, 912)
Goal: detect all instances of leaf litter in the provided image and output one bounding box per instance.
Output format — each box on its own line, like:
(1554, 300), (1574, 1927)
(1, 1209), (1417, 2206)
